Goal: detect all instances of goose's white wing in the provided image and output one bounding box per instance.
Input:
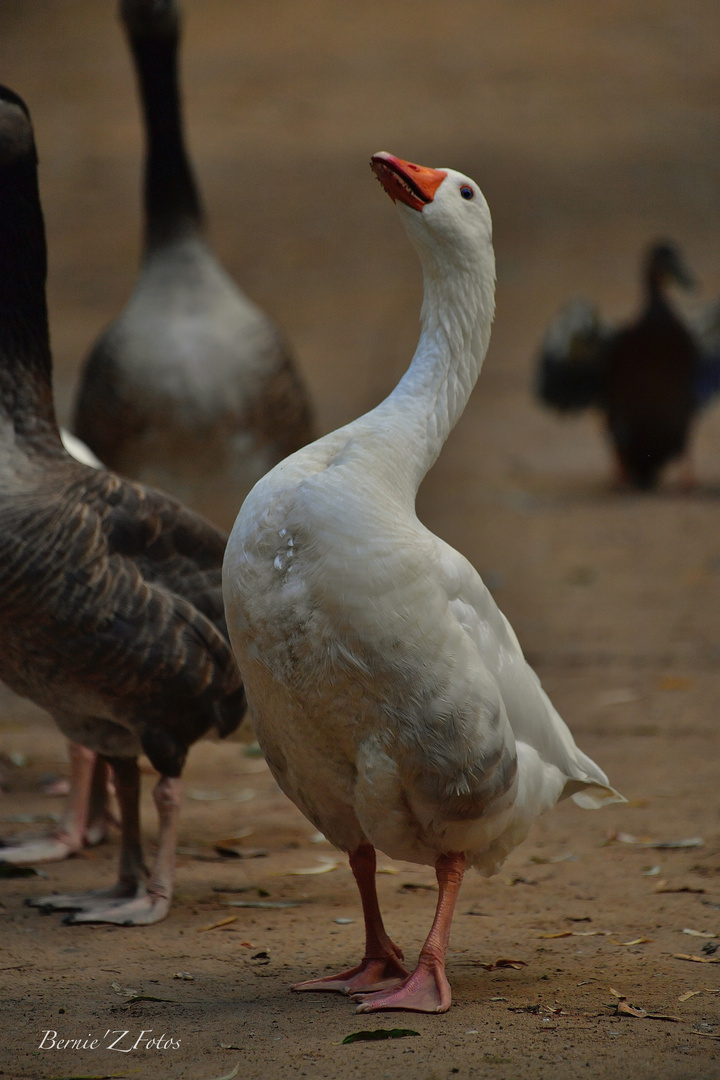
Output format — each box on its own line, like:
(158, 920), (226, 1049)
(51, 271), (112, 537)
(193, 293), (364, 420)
(435, 538), (621, 811)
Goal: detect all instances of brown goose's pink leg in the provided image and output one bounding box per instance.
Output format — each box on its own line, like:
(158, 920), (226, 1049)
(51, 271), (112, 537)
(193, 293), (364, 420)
(610, 449), (630, 489)
(676, 450), (697, 494)
(83, 756), (117, 847)
(31, 762), (181, 926)
(293, 842), (409, 994)
(1, 742), (97, 864)
(353, 851), (466, 1014)
(61, 769), (181, 926)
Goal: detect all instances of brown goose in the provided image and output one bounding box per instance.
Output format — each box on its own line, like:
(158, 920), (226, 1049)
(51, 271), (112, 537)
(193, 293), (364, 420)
(0, 86), (245, 925)
(1, 435), (112, 867)
(72, 0), (314, 531)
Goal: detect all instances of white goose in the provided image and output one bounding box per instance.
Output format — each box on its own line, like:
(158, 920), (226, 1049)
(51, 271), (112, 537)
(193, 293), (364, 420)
(222, 153), (623, 1014)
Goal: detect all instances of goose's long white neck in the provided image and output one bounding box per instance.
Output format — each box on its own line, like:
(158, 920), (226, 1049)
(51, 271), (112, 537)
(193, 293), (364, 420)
(357, 240), (495, 501)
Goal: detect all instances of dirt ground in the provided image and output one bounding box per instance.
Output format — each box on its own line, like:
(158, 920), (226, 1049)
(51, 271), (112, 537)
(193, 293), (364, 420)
(2, 2), (720, 1078)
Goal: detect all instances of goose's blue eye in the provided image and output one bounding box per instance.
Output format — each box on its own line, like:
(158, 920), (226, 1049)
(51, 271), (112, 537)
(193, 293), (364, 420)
(460, 185), (474, 200)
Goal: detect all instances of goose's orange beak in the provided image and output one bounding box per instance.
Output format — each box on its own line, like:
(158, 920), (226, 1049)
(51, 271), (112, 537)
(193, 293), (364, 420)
(371, 152), (446, 211)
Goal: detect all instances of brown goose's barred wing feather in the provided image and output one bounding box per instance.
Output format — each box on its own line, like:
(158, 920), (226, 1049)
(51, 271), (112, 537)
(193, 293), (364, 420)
(78, 468), (229, 626)
(0, 460), (244, 776)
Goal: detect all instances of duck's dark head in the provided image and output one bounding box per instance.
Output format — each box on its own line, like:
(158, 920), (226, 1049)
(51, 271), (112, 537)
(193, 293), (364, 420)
(645, 241), (695, 297)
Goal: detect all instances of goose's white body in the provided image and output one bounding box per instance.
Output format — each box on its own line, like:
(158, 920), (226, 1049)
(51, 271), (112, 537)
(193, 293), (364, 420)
(224, 160), (620, 886)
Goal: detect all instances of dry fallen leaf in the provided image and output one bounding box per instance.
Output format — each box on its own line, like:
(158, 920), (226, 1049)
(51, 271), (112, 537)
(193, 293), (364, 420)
(610, 938), (653, 946)
(477, 958), (528, 971)
(615, 999), (680, 1022)
(596, 688), (643, 708)
(674, 954), (720, 964)
(197, 915), (239, 933)
(658, 676), (693, 691)
(279, 856), (338, 876)
(284, 862), (338, 876)
(186, 789), (255, 803)
(214, 846), (269, 860)
(617, 1000), (646, 1018)
(605, 832), (703, 850)
(204, 1064), (240, 1080)
(538, 929), (606, 939)
(341, 1028), (420, 1044)
(678, 990), (703, 1002)
(656, 884), (706, 894)
(682, 928), (717, 939)
(124, 994), (177, 1008)
(214, 829), (254, 844)
(652, 839), (704, 849)
(529, 852), (576, 864)
(223, 899), (302, 909)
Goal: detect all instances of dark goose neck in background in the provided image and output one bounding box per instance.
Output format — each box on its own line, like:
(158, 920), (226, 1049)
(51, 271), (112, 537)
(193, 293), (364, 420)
(125, 10), (204, 250)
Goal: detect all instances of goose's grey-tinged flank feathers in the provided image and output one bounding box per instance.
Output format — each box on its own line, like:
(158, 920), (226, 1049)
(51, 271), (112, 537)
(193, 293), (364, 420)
(536, 241), (720, 489)
(223, 151), (622, 1013)
(72, 0), (314, 530)
(0, 86), (245, 922)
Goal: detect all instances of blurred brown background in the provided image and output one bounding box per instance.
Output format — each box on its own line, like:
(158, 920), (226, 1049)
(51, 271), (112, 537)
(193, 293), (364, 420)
(3, 5), (720, 1077)
(2, 0), (719, 664)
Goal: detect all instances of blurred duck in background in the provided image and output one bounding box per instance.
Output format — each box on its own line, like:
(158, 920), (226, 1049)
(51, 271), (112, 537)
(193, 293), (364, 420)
(536, 241), (720, 490)
(0, 86), (246, 923)
(72, 0), (314, 531)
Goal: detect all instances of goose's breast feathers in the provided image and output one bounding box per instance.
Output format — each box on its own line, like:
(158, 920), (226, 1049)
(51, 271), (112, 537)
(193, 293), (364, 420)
(225, 442), (617, 871)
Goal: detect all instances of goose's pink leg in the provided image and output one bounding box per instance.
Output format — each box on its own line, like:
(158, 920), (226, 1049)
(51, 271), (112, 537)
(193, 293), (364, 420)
(676, 450), (697, 494)
(610, 449), (630, 490)
(0, 743), (99, 864)
(31, 760), (181, 926)
(354, 851), (466, 1014)
(293, 842), (409, 994)
(83, 755), (116, 846)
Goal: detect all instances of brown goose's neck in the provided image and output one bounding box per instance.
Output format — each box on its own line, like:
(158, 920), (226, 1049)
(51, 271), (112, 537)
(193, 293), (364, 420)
(126, 17), (204, 251)
(0, 147), (60, 443)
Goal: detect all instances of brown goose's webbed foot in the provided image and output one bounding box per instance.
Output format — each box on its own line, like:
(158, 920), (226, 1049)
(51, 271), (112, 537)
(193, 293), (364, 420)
(27, 761), (181, 927)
